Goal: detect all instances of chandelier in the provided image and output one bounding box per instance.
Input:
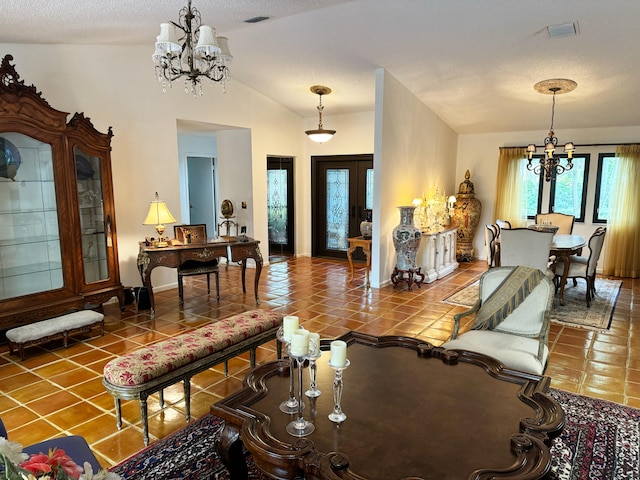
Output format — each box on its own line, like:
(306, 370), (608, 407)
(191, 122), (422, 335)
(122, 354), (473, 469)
(526, 79), (577, 182)
(152, 0), (232, 96)
(305, 85), (336, 143)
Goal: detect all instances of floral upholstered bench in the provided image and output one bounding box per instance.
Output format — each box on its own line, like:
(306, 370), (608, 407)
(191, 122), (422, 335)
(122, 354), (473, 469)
(102, 309), (282, 445)
(6, 310), (105, 360)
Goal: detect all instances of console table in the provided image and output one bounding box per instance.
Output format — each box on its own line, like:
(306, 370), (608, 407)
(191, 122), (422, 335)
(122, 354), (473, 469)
(137, 238), (263, 317)
(212, 332), (564, 480)
(416, 227), (458, 283)
(346, 236), (371, 288)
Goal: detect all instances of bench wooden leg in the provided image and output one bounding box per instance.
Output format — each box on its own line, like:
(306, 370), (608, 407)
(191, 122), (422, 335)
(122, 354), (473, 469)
(159, 389), (164, 408)
(184, 378), (191, 422)
(250, 347), (256, 368)
(140, 395), (150, 446)
(224, 360), (229, 376)
(114, 398), (122, 430)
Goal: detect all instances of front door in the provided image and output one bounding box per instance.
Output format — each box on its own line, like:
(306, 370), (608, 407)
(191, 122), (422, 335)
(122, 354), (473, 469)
(311, 154), (373, 259)
(267, 156), (295, 257)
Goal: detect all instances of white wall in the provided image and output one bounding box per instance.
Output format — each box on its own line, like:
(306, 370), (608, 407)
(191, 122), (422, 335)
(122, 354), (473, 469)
(456, 125), (640, 261)
(374, 69), (458, 286)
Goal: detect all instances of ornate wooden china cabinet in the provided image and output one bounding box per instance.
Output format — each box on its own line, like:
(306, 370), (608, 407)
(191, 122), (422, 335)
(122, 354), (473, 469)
(0, 55), (124, 331)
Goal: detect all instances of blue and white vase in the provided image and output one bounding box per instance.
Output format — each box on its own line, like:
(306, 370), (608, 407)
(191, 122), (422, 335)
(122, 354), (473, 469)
(392, 206), (421, 271)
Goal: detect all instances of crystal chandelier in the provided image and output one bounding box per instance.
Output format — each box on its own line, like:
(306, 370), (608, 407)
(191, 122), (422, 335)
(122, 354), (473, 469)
(527, 79), (577, 182)
(152, 0), (232, 96)
(305, 85), (336, 143)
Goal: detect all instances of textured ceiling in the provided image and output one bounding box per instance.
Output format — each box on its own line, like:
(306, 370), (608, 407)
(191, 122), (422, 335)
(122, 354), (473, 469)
(2, 0), (639, 134)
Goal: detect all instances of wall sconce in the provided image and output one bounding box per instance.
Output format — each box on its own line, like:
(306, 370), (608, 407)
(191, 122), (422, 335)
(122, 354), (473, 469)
(143, 192), (176, 247)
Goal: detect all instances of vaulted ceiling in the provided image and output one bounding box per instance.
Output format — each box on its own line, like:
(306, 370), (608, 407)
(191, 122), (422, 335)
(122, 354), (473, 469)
(3, 0), (639, 134)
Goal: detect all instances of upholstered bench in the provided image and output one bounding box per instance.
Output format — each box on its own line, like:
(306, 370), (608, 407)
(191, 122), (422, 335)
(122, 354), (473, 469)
(6, 310), (105, 360)
(102, 309), (282, 445)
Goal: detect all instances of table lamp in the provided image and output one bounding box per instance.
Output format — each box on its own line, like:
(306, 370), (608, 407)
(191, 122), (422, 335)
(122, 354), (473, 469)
(143, 192), (176, 247)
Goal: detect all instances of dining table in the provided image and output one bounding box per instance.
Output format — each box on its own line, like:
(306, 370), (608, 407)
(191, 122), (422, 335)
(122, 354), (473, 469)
(550, 233), (587, 305)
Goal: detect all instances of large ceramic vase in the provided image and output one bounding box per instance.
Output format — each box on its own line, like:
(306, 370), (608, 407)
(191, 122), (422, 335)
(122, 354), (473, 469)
(392, 206), (422, 270)
(453, 170), (482, 262)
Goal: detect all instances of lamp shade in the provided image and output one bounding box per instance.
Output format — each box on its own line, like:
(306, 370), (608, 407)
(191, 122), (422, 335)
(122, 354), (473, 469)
(305, 128), (336, 143)
(143, 201), (176, 226)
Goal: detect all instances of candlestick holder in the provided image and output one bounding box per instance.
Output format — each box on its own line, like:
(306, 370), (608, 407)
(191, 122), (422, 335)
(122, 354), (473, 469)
(305, 338), (322, 398)
(328, 359), (350, 423)
(277, 327), (300, 414)
(286, 354), (315, 437)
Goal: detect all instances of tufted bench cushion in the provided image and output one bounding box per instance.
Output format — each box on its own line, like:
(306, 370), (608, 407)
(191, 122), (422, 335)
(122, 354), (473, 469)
(102, 309), (282, 445)
(6, 310), (105, 360)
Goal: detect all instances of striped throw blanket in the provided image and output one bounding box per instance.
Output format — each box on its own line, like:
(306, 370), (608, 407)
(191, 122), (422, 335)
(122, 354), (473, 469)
(472, 266), (544, 330)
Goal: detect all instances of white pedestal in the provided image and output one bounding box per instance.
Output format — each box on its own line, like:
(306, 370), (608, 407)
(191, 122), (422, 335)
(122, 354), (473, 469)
(417, 227), (459, 283)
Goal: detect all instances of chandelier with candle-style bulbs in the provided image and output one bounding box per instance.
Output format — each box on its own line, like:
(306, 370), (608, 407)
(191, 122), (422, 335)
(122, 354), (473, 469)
(152, 0), (232, 96)
(526, 79), (577, 182)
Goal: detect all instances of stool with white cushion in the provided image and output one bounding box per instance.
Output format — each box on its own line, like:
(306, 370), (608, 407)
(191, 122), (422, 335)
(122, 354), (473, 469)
(6, 310), (104, 360)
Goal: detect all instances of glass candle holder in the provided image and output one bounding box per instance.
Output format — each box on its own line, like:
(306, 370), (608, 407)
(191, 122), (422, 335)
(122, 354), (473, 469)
(328, 359), (350, 423)
(277, 326), (300, 414)
(286, 353), (315, 437)
(305, 335), (322, 398)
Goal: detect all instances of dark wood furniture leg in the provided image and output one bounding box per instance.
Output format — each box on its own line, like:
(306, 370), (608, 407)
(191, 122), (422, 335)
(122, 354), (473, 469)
(215, 423), (249, 480)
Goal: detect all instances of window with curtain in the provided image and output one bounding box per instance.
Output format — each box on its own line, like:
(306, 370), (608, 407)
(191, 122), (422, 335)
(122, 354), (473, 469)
(602, 144), (640, 278)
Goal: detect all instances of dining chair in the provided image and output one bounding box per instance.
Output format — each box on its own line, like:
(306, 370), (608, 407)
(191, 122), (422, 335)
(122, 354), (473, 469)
(499, 228), (555, 279)
(484, 224), (498, 267)
(442, 266), (554, 375)
(535, 212), (575, 234)
(553, 227), (607, 307)
(495, 219), (511, 230)
(173, 224), (220, 305)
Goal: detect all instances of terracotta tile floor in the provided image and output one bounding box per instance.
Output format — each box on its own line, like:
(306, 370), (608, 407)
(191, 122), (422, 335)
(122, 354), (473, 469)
(0, 257), (637, 468)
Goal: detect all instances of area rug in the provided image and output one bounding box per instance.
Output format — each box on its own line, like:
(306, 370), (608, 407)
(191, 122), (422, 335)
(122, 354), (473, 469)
(442, 278), (622, 332)
(110, 389), (640, 479)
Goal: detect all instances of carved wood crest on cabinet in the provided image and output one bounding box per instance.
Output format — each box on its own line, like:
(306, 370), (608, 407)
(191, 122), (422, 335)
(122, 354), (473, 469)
(0, 54), (124, 331)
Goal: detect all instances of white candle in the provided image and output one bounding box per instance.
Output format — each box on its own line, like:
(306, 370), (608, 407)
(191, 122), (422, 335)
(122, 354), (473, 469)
(330, 340), (347, 367)
(308, 332), (320, 355)
(282, 315), (299, 341)
(290, 329), (310, 357)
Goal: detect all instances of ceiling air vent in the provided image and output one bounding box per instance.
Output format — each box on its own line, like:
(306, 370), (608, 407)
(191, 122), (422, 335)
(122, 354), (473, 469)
(244, 16), (270, 24)
(547, 22), (578, 38)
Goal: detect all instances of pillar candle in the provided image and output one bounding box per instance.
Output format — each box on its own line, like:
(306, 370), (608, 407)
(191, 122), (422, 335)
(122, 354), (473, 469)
(330, 340), (347, 367)
(290, 329), (310, 357)
(282, 315), (299, 341)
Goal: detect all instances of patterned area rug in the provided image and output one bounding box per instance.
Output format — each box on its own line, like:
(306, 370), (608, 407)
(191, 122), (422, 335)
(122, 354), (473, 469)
(442, 278), (622, 332)
(110, 389), (640, 479)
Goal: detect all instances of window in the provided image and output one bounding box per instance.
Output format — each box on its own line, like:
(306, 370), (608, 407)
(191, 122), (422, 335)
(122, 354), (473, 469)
(548, 154), (590, 222)
(593, 153), (618, 223)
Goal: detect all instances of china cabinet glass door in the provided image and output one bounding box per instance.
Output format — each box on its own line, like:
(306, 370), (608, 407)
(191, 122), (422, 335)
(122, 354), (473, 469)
(75, 147), (109, 283)
(0, 132), (63, 300)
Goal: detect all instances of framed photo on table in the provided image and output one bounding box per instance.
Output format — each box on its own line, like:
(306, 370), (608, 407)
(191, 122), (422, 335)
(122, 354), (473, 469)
(174, 224), (207, 244)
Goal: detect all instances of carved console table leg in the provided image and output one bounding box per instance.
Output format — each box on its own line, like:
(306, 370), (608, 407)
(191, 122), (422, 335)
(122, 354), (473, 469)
(215, 422), (249, 480)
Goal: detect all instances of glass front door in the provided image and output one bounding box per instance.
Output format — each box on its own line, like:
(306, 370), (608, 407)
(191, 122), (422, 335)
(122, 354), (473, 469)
(312, 154), (373, 259)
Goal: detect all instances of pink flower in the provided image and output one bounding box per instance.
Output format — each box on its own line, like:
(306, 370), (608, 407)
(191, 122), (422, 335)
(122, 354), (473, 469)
(20, 448), (83, 479)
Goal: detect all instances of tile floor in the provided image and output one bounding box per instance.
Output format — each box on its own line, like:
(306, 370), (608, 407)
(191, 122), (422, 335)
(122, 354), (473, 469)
(0, 257), (637, 469)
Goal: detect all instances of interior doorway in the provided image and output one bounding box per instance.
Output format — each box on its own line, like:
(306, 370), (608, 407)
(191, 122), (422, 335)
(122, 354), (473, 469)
(311, 154), (373, 259)
(186, 156), (218, 237)
(267, 156), (295, 262)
